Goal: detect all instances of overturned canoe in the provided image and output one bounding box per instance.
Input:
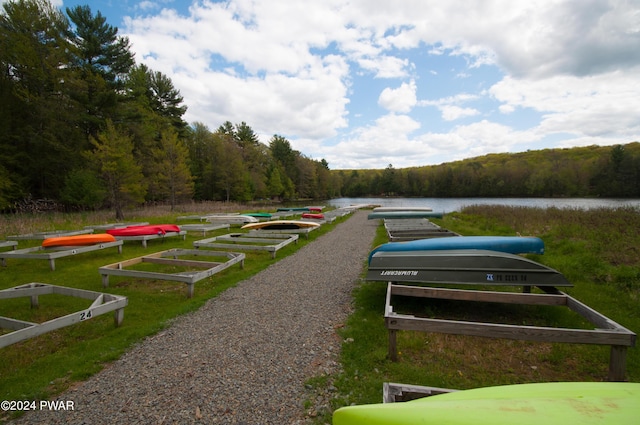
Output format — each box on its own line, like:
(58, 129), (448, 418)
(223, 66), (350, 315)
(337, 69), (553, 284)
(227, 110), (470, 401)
(276, 207), (310, 212)
(106, 224), (181, 237)
(367, 249), (571, 287)
(241, 220), (320, 230)
(333, 381), (640, 425)
(369, 236), (544, 263)
(246, 212), (272, 218)
(368, 211), (444, 219)
(373, 206), (433, 212)
(205, 215), (258, 224)
(42, 233), (116, 247)
(301, 213), (324, 219)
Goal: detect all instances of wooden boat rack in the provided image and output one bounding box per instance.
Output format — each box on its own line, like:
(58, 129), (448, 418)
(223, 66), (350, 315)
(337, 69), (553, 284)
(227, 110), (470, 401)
(384, 218), (460, 241)
(111, 230), (187, 248)
(99, 248), (245, 298)
(178, 223), (230, 236)
(7, 229), (93, 240)
(383, 382), (457, 403)
(384, 283), (637, 381)
(0, 241), (124, 271)
(0, 241), (18, 251)
(84, 222), (149, 231)
(0, 283), (128, 348)
(249, 226), (317, 238)
(193, 233), (298, 258)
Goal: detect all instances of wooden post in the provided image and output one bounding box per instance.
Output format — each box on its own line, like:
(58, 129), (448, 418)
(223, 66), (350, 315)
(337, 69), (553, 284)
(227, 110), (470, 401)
(187, 283), (195, 299)
(609, 345), (628, 381)
(114, 308), (125, 327)
(30, 294), (39, 308)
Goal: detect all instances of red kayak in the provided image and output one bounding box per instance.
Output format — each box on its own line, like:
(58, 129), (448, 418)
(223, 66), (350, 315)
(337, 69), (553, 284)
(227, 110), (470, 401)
(106, 224), (180, 237)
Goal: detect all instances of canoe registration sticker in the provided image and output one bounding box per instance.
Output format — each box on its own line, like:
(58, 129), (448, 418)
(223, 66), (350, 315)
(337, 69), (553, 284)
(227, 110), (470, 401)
(380, 270), (419, 276)
(487, 273), (528, 282)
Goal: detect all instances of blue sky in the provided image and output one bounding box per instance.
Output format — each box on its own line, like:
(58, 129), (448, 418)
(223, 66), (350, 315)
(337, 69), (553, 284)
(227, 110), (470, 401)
(42, 0), (640, 169)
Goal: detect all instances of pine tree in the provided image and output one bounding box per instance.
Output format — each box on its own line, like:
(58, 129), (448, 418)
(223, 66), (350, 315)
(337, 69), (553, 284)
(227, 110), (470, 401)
(85, 120), (147, 219)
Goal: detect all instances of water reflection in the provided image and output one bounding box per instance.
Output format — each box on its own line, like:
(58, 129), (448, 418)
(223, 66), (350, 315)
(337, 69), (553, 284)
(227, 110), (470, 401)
(328, 197), (640, 213)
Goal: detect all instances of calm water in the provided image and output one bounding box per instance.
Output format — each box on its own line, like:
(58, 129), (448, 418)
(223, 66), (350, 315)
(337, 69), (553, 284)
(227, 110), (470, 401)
(328, 197), (640, 213)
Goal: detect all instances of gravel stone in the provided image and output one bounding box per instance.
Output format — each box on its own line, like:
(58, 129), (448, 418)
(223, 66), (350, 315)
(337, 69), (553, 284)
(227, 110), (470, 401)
(9, 210), (377, 424)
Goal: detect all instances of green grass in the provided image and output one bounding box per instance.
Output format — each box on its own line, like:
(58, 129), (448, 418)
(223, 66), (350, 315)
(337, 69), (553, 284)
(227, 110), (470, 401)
(320, 205), (640, 422)
(0, 206), (346, 421)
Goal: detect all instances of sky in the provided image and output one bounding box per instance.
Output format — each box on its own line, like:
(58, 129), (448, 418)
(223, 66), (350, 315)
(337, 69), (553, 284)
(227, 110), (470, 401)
(38, 1), (640, 169)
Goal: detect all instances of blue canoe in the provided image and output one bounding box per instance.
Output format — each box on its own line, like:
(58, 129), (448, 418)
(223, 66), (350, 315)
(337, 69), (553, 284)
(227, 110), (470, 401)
(368, 236), (544, 264)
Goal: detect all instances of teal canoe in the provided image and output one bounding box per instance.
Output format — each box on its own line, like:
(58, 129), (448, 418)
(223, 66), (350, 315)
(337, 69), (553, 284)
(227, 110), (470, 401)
(368, 235), (544, 264)
(333, 382), (640, 425)
(276, 207), (310, 212)
(246, 212), (272, 218)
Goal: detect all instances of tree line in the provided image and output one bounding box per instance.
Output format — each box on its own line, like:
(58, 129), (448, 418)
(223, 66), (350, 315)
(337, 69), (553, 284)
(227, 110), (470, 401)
(2, 1), (639, 218)
(0, 0), (335, 217)
(336, 142), (640, 199)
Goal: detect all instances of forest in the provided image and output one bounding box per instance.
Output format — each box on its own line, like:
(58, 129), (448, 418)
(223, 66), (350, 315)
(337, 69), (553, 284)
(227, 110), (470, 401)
(337, 142), (640, 199)
(2, 0), (640, 218)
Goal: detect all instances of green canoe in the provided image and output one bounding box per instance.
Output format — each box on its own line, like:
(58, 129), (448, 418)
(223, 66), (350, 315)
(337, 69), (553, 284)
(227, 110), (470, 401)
(333, 382), (640, 425)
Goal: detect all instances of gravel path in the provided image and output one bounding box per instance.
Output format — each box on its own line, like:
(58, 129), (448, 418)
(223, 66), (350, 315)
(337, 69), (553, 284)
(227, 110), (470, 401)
(10, 210), (377, 424)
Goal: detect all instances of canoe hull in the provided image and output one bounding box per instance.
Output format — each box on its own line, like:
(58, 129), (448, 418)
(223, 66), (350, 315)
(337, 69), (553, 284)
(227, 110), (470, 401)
(106, 224), (180, 237)
(369, 236), (545, 263)
(368, 211), (443, 219)
(367, 249), (571, 287)
(42, 234), (116, 247)
(241, 220), (320, 230)
(333, 382), (640, 425)
(301, 213), (324, 219)
(373, 206), (433, 212)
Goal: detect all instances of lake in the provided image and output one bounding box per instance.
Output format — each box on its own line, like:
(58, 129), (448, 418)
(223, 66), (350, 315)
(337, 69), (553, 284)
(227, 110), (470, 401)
(327, 197), (640, 213)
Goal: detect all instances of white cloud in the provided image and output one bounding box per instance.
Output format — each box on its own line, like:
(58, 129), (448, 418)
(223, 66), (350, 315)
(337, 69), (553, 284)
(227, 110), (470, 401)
(357, 55), (410, 79)
(490, 68), (640, 140)
(420, 93), (481, 122)
(440, 106), (480, 121)
(378, 81), (417, 113)
(53, 0), (640, 168)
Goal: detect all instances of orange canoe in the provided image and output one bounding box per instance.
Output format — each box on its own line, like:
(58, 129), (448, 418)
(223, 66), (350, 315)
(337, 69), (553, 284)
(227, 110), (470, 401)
(42, 234), (116, 248)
